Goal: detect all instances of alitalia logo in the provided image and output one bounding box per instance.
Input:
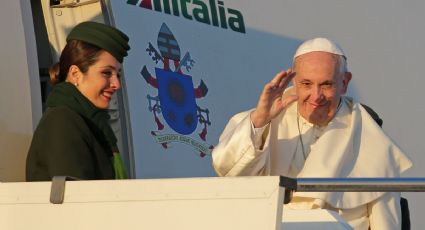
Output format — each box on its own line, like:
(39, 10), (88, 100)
(127, 0), (246, 34)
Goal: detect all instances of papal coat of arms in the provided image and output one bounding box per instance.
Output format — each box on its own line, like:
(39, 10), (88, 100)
(141, 23), (212, 157)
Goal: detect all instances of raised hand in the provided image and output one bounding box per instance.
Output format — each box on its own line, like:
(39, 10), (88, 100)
(250, 69), (298, 128)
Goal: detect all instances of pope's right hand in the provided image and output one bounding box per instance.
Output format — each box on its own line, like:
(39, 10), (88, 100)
(250, 69), (298, 128)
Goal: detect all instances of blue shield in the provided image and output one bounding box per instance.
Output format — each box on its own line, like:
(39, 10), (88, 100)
(156, 68), (197, 135)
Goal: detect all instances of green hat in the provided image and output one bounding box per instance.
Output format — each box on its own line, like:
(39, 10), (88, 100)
(67, 21), (130, 63)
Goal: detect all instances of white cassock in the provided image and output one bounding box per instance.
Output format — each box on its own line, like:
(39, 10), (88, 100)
(212, 88), (412, 230)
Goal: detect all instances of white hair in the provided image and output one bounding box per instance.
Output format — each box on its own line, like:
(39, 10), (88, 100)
(337, 55), (348, 75)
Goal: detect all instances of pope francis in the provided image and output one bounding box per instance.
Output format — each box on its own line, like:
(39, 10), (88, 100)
(212, 37), (412, 230)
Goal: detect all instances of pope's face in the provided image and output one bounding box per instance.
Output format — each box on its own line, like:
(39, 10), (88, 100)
(293, 51), (351, 126)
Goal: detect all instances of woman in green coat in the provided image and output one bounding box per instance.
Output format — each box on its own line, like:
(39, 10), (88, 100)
(26, 22), (130, 181)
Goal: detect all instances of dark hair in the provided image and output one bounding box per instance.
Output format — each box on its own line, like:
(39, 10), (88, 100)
(49, 40), (103, 85)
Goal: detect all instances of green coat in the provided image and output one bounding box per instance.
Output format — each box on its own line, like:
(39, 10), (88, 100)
(26, 106), (115, 181)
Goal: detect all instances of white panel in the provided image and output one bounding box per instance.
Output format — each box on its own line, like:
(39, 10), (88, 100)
(0, 0), (42, 181)
(41, 0), (104, 61)
(1, 177), (284, 230)
(109, 0), (300, 179)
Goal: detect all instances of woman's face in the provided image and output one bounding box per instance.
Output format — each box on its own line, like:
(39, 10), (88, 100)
(73, 51), (122, 109)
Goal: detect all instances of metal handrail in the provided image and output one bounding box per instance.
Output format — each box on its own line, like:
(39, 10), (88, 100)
(280, 176), (425, 192)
